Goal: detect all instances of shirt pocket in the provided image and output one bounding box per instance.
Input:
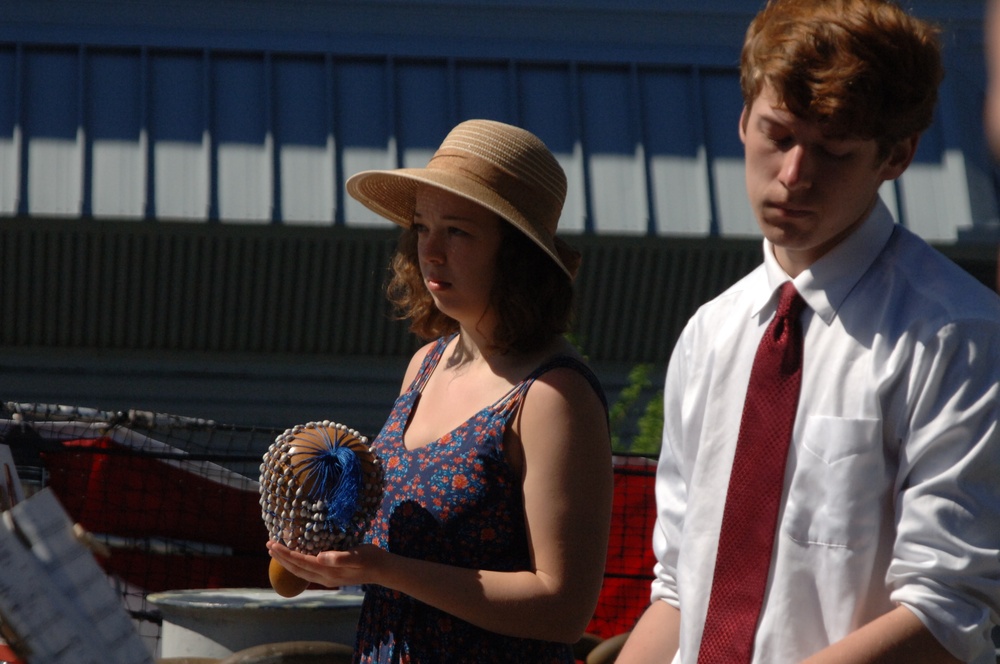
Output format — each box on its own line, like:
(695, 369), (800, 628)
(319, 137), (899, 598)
(784, 415), (886, 549)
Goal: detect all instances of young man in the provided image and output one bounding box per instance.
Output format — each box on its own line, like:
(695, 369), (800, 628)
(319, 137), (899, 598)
(617, 1), (1000, 662)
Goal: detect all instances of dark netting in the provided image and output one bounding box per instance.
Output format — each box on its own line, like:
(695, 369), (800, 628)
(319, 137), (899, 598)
(0, 401), (285, 653)
(0, 402), (658, 654)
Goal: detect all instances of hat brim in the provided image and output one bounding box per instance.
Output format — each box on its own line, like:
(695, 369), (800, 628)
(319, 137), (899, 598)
(346, 168), (574, 278)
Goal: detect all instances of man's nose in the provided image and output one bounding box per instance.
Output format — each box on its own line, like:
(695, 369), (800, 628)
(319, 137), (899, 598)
(779, 144), (812, 190)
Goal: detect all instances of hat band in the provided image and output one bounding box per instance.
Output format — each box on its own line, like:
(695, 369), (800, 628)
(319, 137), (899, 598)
(426, 150), (561, 237)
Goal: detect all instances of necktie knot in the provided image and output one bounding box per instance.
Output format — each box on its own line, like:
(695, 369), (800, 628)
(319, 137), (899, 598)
(769, 283), (805, 372)
(776, 282), (805, 321)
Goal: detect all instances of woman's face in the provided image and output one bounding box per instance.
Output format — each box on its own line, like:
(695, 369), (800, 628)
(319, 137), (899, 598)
(412, 186), (505, 325)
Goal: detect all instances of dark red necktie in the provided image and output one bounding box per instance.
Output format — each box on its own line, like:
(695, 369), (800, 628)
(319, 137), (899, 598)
(697, 281), (806, 663)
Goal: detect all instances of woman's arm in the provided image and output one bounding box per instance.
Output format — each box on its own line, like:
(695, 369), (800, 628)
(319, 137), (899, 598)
(505, 365), (615, 639)
(268, 365), (614, 643)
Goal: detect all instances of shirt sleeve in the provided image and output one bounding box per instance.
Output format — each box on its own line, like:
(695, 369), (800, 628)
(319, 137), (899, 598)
(887, 318), (1000, 662)
(649, 324), (691, 609)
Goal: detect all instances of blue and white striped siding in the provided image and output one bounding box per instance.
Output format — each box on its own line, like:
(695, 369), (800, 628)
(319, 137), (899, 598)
(0, 9), (994, 242)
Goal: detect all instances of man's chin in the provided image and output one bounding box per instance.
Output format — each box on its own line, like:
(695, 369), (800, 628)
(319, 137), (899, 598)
(756, 222), (802, 248)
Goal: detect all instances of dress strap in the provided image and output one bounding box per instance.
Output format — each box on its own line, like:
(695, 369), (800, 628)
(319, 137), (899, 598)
(494, 355), (609, 422)
(405, 336), (453, 394)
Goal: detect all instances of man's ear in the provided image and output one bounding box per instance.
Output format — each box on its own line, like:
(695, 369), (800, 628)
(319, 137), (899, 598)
(738, 106), (749, 145)
(881, 134), (919, 181)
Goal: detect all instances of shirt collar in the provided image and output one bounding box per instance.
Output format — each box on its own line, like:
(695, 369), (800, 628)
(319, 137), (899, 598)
(758, 197), (896, 324)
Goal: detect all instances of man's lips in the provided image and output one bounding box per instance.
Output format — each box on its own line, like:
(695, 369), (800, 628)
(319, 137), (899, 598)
(766, 201), (812, 219)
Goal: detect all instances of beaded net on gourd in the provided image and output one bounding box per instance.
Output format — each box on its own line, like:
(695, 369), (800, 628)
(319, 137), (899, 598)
(258, 421), (383, 554)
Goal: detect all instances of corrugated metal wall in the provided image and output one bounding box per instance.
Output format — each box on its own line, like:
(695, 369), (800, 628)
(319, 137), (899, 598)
(0, 217), (759, 364)
(0, 217), (759, 429)
(0, 219), (409, 355)
(2, 217), (994, 363)
(0, 34), (995, 241)
(0, 0), (995, 426)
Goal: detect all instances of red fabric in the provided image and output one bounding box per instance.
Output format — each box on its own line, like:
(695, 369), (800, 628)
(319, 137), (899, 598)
(698, 283), (805, 663)
(585, 456), (658, 640)
(41, 437), (269, 591)
(40, 438), (661, 639)
(98, 549), (269, 593)
(0, 643), (25, 663)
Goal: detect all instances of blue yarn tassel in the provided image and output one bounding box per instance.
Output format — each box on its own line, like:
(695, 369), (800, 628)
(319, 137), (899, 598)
(296, 434), (363, 530)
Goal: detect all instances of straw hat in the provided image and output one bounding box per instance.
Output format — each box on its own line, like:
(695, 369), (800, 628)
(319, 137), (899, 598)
(345, 119), (580, 279)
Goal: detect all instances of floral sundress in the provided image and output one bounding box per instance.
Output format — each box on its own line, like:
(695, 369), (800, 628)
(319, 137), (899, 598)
(353, 336), (606, 663)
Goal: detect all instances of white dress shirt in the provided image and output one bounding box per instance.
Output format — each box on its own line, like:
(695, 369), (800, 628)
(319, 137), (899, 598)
(651, 199), (1000, 663)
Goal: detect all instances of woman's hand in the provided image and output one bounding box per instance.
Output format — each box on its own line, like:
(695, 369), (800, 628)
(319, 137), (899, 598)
(266, 540), (386, 589)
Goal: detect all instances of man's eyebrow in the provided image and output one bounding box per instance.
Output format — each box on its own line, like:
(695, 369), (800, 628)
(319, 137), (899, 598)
(758, 108), (793, 126)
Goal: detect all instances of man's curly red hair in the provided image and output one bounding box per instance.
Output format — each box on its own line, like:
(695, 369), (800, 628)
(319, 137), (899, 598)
(740, 0), (942, 158)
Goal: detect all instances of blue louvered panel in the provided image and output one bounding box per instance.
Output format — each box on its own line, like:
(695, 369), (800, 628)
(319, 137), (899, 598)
(1, 41), (992, 241)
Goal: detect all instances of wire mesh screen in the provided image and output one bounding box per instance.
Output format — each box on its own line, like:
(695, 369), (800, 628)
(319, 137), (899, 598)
(0, 401), (284, 652)
(0, 402), (658, 652)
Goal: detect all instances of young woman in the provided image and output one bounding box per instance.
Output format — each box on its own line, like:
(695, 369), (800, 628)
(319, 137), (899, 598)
(267, 119), (614, 663)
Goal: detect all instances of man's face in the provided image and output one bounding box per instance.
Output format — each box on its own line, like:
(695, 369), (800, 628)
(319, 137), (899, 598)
(739, 85), (914, 276)
(986, 0), (1000, 156)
